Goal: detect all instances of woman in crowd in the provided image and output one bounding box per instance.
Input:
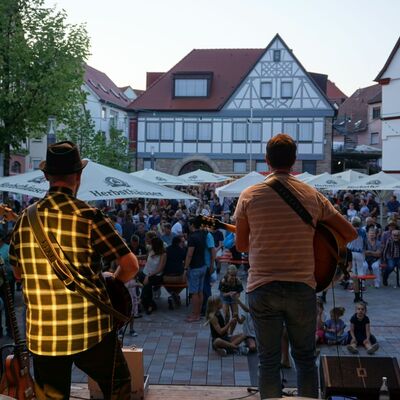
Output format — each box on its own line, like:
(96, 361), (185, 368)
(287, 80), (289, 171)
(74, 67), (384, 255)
(137, 237), (166, 314)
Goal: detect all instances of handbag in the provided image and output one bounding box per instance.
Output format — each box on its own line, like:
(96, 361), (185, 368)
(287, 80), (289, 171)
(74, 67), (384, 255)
(26, 204), (132, 329)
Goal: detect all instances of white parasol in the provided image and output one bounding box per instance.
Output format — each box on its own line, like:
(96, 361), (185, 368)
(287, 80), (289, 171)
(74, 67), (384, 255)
(178, 169), (231, 184)
(304, 172), (348, 190)
(130, 168), (190, 186)
(332, 169), (368, 183)
(215, 171), (265, 201)
(0, 160), (196, 200)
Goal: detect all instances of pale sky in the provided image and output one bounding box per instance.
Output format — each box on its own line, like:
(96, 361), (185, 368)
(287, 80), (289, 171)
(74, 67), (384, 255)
(44, 0), (400, 97)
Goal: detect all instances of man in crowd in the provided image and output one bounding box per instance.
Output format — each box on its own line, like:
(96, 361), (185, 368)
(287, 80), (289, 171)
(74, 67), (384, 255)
(234, 133), (356, 399)
(184, 218), (208, 322)
(9, 141), (139, 399)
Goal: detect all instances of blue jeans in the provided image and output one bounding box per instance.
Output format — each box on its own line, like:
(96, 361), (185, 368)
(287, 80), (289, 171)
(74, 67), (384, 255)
(248, 281), (318, 399)
(385, 258), (400, 281)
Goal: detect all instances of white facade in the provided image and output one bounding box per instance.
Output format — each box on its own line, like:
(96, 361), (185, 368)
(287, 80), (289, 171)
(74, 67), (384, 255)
(84, 85), (130, 140)
(380, 44), (400, 172)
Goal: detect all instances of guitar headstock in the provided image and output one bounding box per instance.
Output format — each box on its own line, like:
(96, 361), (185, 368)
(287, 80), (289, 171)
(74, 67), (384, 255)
(195, 214), (223, 230)
(0, 204), (18, 223)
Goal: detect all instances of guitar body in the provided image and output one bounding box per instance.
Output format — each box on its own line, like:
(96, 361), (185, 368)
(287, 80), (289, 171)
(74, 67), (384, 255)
(314, 222), (348, 293)
(0, 262), (36, 399)
(104, 276), (132, 329)
(0, 354), (35, 400)
(196, 215), (347, 293)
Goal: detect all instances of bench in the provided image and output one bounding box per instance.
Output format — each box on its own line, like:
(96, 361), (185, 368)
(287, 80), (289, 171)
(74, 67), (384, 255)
(162, 281), (189, 306)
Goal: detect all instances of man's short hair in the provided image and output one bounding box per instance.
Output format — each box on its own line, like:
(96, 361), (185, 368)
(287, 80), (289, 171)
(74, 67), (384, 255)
(266, 133), (297, 169)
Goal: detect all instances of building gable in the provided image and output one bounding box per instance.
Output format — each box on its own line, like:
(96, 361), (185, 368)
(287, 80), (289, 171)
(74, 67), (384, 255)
(224, 35), (334, 112)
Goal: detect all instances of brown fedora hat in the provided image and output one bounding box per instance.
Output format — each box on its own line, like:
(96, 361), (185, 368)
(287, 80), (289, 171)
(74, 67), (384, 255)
(39, 141), (88, 175)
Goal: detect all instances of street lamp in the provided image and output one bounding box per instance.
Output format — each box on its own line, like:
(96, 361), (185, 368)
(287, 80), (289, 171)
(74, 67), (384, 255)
(47, 116), (56, 145)
(151, 146), (155, 169)
(248, 107), (253, 172)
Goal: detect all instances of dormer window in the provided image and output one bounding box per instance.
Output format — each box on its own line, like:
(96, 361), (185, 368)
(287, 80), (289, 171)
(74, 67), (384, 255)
(173, 73), (212, 98)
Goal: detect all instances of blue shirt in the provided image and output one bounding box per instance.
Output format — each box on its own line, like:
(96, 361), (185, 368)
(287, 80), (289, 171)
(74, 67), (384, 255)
(204, 232), (215, 267)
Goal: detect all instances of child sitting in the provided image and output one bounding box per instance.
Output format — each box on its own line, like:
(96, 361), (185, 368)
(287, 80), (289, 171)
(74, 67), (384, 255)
(324, 307), (347, 345)
(218, 264), (245, 333)
(346, 302), (379, 354)
(205, 295), (248, 356)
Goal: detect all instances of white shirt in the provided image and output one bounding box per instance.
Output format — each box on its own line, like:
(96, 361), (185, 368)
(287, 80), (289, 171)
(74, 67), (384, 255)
(171, 221), (183, 236)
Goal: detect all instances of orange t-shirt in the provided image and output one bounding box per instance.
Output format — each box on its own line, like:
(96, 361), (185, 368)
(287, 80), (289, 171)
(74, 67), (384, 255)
(234, 173), (339, 291)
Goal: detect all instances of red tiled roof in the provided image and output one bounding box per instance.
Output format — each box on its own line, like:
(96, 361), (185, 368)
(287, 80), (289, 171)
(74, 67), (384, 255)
(336, 84), (381, 133)
(326, 80), (347, 102)
(129, 48), (265, 111)
(375, 36), (400, 81)
(85, 65), (130, 108)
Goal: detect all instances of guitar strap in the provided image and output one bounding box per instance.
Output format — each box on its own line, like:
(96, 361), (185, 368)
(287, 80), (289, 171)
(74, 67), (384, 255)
(265, 177), (316, 229)
(26, 204), (129, 324)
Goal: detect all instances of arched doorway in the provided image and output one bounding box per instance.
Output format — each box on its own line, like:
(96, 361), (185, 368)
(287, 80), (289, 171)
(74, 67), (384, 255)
(179, 160), (213, 175)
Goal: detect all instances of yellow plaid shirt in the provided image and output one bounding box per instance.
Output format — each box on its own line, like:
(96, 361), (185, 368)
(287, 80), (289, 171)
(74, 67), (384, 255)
(9, 187), (131, 356)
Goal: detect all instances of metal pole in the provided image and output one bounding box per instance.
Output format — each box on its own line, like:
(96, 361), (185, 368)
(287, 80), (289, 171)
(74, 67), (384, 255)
(249, 107), (253, 172)
(151, 146), (155, 169)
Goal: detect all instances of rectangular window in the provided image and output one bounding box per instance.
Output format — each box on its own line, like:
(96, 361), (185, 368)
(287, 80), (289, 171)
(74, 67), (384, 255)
(260, 82), (272, 99)
(371, 132), (379, 145)
(233, 123), (247, 141)
(281, 81), (293, 98)
(283, 122), (297, 140)
(31, 158), (41, 170)
(249, 122), (262, 142)
(146, 122), (160, 141)
(299, 122), (313, 142)
(256, 161), (267, 172)
(109, 110), (118, 128)
(233, 161), (247, 173)
(183, 122), (197, 141)
(372, 107), (381, 120)
(143, 159), (152, 169)
(101, 107), (107, 120)
(161, 122), (174, 141)
(273, 50), (281, 62)
(198, 123), (212, 141)
(174, 79), (208, 97)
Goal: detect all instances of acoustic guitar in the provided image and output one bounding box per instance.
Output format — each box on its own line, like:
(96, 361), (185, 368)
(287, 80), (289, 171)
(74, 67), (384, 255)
(0, 204), (35, 398)
(196, 215), (348, 293)
(0, 261), (36, 399)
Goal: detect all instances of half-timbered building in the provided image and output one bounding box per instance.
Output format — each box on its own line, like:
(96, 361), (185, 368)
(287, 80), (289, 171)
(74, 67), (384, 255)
(129, 34), (335, 175)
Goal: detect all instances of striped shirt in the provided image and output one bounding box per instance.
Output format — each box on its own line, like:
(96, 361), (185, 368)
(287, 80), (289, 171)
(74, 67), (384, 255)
(234, 173), (338, 291)
(9, 187), (131, 356)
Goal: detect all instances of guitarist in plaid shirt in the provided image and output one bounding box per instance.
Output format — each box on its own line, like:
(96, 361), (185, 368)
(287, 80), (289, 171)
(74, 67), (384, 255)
(9, 141), (139, 400)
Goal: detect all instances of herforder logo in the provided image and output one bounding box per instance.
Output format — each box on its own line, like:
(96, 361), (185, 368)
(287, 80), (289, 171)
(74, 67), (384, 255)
(104, 177), (129, 187)
(28, 176), (47, 184)
(326, 180), (338, 185)
(366, 180), (381, 185)
(155, 176), (167, 182)
(188, 175), (198, 180)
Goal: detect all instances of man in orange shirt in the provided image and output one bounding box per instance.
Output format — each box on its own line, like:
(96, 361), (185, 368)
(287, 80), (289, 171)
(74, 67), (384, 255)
(235, 134), (356, 399)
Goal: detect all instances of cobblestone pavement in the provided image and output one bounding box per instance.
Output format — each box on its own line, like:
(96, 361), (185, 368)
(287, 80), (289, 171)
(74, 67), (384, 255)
(1, 265), (399, 390)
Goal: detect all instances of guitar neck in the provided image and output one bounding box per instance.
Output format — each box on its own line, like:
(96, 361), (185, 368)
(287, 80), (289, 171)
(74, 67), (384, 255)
(196, 215), (237, 233)
(0, 261), (26, 365)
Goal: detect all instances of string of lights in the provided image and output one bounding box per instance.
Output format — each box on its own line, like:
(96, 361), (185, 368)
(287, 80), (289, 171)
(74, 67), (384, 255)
(382, 119), (400, 135)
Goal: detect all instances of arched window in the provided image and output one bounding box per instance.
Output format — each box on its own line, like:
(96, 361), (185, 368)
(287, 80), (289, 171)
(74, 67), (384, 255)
(11, 161), (21, 174)
(179, 161), (212, 175)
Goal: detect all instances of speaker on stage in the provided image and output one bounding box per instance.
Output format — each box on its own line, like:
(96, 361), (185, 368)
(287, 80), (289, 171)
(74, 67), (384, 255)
(319, 355), (400, 399)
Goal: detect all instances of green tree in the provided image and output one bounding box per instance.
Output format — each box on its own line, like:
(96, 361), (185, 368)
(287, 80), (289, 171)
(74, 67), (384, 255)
(90, 127), (130, 172)
(0, 0), (90, 176)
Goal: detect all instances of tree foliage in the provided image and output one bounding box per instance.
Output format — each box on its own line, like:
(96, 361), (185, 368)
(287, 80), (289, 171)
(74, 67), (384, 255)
(0, 0), (90, 175)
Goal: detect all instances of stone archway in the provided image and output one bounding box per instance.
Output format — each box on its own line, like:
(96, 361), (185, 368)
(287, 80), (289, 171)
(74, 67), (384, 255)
(179, 160), (212, 175)
(172, 155), (220, 176)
